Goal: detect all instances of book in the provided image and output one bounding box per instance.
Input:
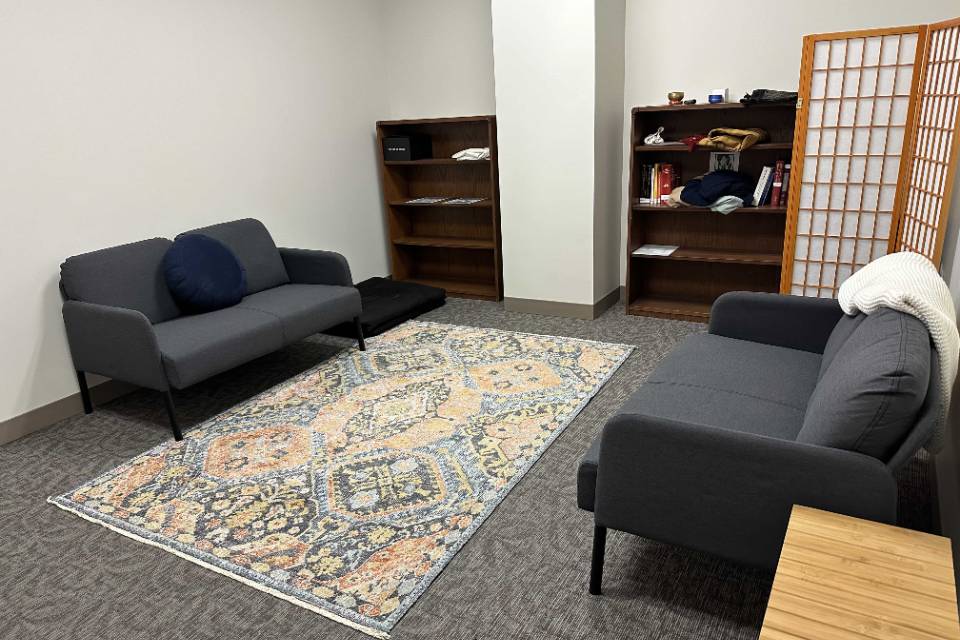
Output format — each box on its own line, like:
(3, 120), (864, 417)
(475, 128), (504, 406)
(779, 163), (792, 207)
(769, 160), (785, 208)
(404, 196), (448, 205)
(753, 166), (773, 206)
(659, 164), (674, 205)
(633, 244), (679, 256)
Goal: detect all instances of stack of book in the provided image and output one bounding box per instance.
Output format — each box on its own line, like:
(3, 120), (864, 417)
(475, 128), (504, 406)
(636, 163), (680, 206)
(752, 160), (792, 207)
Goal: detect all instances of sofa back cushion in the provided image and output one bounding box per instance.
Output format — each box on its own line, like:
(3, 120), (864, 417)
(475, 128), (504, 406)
(61, 238), (181, 323)
(179, 219), (289, 295)
(798, 308), (931, 460)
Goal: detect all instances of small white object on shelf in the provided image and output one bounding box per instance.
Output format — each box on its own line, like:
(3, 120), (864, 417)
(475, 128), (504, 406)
(404, 196), (449, 204)
(633, 244), (679, 257)
(451, 147), (490, 161)
(443, 197), (486, 205)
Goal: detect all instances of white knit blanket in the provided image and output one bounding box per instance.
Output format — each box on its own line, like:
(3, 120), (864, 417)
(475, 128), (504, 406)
(838, 251), (959, 453)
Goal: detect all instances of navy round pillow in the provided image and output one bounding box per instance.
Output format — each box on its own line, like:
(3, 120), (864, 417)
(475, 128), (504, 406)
(163, 234), (246, 312)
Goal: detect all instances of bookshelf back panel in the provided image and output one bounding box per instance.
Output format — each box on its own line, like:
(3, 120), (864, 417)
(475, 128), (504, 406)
(379, 121), (490, 159)
(631, 260), (780, 304)
(630, 211), (786, 254)
(395, 245), (497, 284)
(393, 208), (494, 241)
(387, 165), (492, 199)
(633, 105), (797, 148)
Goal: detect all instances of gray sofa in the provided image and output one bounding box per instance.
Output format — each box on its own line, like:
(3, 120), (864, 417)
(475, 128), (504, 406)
(578, 291), (942, 592)
(60, 218), (363, 441)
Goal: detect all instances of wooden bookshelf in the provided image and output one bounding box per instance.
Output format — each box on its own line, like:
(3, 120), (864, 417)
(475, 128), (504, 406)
(626, 102), (795, 322)
(376, 115), (502, 300)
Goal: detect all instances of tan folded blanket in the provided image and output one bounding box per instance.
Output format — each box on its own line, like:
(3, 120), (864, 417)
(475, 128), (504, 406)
(697, 127), (769, 151)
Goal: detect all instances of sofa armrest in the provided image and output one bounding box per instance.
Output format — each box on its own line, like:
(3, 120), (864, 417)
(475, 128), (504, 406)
(62, 301), (168, 390)
(279, 248), (353, 287)
(709, 291), (844, 353)
(594, 413), (897, 569)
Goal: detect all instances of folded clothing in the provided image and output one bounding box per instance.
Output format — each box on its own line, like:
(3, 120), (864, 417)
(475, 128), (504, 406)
(741, 89), (798, 105)
(697, 127), (768, 151)
(679, 170), (754, 206)
(452, 147), (490, 161)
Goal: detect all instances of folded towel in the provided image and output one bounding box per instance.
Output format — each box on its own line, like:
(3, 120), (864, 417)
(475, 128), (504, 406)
(452, 147), (490, 161)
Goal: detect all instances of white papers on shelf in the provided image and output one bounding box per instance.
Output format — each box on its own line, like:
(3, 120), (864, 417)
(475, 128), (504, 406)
(404, 196), (448, 204)
(444, 197), (485, 205)
(633, 244), (679, 257)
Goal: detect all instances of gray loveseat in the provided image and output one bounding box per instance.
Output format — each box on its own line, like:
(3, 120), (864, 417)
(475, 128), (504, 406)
(578, 291), (942, 592)
(60, 218), (363, 441)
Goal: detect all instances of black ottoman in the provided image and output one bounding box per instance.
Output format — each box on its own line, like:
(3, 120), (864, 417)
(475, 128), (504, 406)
(328, 277), (446, 338)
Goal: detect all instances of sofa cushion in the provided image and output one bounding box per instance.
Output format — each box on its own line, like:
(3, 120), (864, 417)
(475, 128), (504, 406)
(236, 284), (361, 344)
(61, 238), (181, 323)
(162, 234), (247, 312)
(622, 333), (823, 439)
(799, 308), (931, 460)
(180, 219), (289, 295)
(154, 307), (283, 388)
(818, 312), (867, 381)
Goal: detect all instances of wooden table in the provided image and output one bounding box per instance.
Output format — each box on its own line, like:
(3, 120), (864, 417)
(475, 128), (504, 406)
(760, 505), (960, 640)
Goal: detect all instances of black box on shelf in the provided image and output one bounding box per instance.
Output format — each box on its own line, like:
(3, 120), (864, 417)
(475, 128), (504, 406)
(383, 134), (432, 161)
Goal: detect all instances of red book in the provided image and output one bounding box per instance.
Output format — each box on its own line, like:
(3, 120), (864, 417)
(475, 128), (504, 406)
(779, 163), (792, 207)
(659, 163), (674, 205)
(769, 160), (785, 208)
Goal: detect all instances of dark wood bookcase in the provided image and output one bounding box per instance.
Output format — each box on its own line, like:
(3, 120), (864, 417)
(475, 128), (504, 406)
(376, 115), (503, 300)
(625, 102), (796, 321)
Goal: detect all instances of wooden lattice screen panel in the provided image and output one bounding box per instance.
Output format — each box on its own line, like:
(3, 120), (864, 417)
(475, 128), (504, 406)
(782, 27), (923, 297)
(892, 18), (960, 263)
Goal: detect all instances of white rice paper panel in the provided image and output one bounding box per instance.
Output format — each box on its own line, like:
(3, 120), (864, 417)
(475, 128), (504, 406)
(790, 32), (920, 297)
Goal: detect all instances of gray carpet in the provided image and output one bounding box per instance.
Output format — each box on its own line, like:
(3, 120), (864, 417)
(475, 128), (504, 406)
(0, 299), (934, 640)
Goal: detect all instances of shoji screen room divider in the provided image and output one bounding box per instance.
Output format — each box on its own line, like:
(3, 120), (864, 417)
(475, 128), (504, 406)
(781, 18), (960, 298)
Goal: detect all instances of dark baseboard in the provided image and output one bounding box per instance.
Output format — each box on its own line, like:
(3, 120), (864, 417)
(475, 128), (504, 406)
(0, 379), (138, 446)
(504, 286), (621, 320)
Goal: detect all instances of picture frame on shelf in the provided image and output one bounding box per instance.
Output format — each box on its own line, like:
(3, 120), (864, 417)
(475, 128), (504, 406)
(709, 151), (740, 172)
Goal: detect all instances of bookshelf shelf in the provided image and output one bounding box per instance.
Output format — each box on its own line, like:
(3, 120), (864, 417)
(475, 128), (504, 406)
(631, 247), (782, 266)
(625, 102), (795, 321)
(389, 199), (492, 208)
(632, 204), (787, 214)
(383, 158), (490, 166)
(393, 236), (495, 250)
(634, 142), (793, 153)
(376, 116), (503, 301)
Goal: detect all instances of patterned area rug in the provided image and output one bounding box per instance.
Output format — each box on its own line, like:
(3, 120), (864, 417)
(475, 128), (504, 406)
(50, 321), (631, 638)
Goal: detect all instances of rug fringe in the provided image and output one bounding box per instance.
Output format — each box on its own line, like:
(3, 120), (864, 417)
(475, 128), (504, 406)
(46, 497), (390, 639)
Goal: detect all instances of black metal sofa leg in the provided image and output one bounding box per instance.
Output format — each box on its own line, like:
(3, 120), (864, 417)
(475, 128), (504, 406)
(76, 370), (93, 414)
(354, 316), (366, 351)
(163, 391), (184, 441)
(590, 525), (607, 595)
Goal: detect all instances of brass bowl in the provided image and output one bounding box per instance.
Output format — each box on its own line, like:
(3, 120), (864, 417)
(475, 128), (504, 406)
(668, 91), (684, 105)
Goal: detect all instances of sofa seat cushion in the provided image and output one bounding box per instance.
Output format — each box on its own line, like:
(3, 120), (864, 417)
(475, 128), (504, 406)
(180, 219), (289, 295)
(154, 308), (283, 388)
(799, 308), (931, 460)
(576, 333), (822, 512)
(236, 284), (361, 344)
(622, 333), (822, 439)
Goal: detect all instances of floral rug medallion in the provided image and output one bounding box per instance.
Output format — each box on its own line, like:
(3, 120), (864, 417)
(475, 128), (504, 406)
(50, 321), (632, 637)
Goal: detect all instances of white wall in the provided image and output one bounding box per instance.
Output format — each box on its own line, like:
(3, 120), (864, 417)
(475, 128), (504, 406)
(0, 0), (497, 427)
(620, 0), (960, 284)
(492, 0), (598, 306)
(593, 0), (626, 302)
(382, 0), (496, 120)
